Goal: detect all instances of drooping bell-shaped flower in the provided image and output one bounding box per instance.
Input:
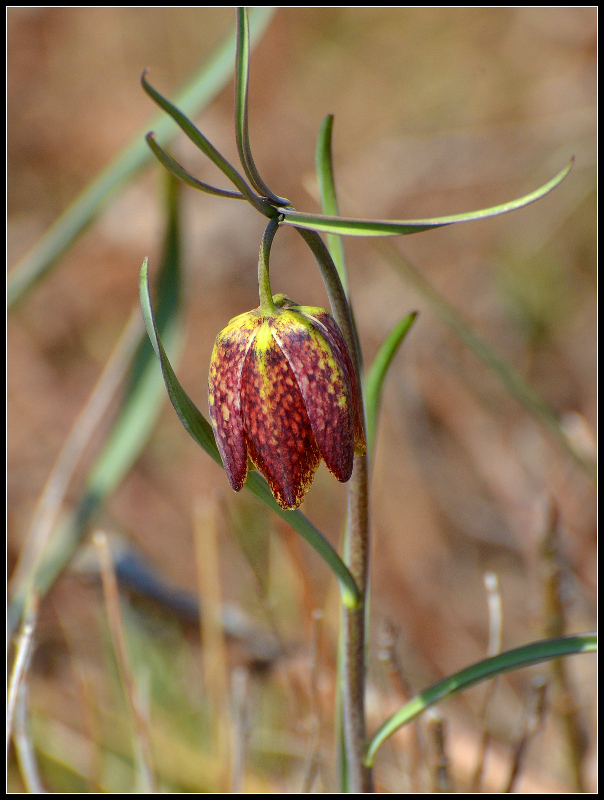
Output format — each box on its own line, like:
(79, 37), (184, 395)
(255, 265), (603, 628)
(208, 294), (366, 510)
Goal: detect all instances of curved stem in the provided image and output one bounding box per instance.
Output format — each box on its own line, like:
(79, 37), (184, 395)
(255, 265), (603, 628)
(258, 216), (281, 316)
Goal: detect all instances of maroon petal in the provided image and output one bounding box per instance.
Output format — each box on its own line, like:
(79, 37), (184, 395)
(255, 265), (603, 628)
(304, 309), (366, 456)
(270, 311), (356, 483)
(208, 312), (259, 491)
(240, 322), (321, 510)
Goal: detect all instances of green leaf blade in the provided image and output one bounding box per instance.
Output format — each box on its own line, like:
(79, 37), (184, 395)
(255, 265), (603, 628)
(364, 312), (418, 456)
(234, 7), (289, 206)
(145, 133), (246, 200)
(315, 114), (348, 290)
(142, 71), (265, 211)
(282, 160), (574, 237)
(8, 177), (185, 638)
(139, 258), (221, 465)
(139, 258), (361, 609)
(365, 632), (596, 767)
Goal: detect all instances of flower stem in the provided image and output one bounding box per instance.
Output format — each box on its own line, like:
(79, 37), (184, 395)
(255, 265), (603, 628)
(258, 216), (281, 316)
(343, 451), (373, 792)
(294, 226), (372, 792)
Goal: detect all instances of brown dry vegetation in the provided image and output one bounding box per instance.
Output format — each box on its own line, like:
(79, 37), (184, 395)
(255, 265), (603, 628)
(8, 8), (596, 793)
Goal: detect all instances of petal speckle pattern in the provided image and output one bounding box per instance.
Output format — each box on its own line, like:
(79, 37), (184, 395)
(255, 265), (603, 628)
(208, 296), (365, 510)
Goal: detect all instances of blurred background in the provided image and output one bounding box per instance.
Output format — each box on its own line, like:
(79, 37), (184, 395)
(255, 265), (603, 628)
(8, 7), (596, 792)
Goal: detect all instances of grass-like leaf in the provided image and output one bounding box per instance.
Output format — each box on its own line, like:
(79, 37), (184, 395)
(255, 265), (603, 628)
(364, 312), (418, 457)
(7, 6), (276, 310)
(235, 7), (289, 206)
(281, 159), (574, 236)
(139, 258), (361, 609)
(145, 133), (246, 200)
(141, 72), (271, 216)
(313, 112), (367, 382)
(8, 177), (184, 639)
(365, 632), (597, 767)
(315, 114), (348, 292)
(139, 258), (220, 464)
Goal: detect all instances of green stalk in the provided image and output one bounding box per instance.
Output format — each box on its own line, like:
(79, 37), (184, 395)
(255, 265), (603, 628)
(258, 216), (281, 315)
(294, 225), (373, 792)
(293, 230), (360, 389)
(342, 452), (373, 792)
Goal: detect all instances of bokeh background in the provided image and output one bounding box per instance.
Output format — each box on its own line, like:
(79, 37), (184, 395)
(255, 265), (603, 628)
(8, 7), (596, 792)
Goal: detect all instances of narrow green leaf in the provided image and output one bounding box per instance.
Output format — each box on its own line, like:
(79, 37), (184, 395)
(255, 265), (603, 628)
(314, 113), (365, 377)
(139, 258), (361, 609)
(142, 72), (271, 216)
(244, 473), (359, 608)
(364, 312), (418, 456)
(7, 6), (276, 309)
(282, 160), (574, 237)
(146, 133), (246, 200)
(8, 177), (184, 638)
(235, 7), (289, 206)
(315, 114), (348, 291)
(139, 258), (220, 464)
(365, 632), (596, 767)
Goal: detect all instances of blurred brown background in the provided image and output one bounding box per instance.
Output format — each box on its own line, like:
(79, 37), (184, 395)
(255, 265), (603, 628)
(8, 7), (596, 792)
